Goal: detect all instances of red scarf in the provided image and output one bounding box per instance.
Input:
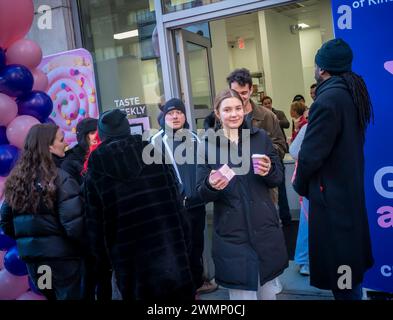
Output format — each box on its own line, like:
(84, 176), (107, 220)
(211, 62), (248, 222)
(82, 132), (101, 175)
(291, 115), (308, 142)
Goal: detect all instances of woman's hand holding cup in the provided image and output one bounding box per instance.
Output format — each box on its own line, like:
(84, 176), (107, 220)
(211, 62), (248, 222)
(252, 154), (271, 176)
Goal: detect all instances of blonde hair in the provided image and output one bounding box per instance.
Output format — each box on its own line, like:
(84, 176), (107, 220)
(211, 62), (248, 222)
(290, 101), (307, 118)
(213, 89), (243, 113)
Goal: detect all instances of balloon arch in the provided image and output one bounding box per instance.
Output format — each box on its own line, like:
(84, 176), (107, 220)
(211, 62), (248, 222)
(0, 0), (55, 300)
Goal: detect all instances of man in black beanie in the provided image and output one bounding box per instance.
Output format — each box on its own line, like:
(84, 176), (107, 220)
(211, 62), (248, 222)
(151, 98), (218, 296)
(83, 108), (195, 300)
(293, 38), (374, 300)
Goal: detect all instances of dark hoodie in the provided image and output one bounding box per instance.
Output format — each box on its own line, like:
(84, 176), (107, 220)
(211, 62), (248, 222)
(83, 134), (195, 300)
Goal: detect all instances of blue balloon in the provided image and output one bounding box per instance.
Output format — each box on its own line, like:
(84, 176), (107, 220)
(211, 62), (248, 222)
(42, 117), (55, 125)
(0, 126), (9, 144)
(0, 64), (33, 97)
(17, 91), (53, 123)
(0, 144), (19, 177)
(4, 245), (28, 276)
(0, 48), (5, 70)
(0, 227), (16, 251)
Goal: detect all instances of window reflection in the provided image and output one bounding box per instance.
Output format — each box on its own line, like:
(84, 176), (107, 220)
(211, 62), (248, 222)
(162, 0), (224, 13)
(78, 0), (164, 130)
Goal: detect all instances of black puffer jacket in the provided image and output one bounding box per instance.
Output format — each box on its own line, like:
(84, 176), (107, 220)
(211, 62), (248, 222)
(61, 145), (86, 185)
(83, 134), (195, 300)
(0, 169), (85, 261)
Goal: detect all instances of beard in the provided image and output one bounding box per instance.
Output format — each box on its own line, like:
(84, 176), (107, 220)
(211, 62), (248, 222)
(315, 74), (324, 85)
(314, 66), (324, 85)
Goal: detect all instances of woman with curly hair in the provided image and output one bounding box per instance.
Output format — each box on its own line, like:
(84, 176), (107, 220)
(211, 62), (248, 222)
(0, 124), (85, 300)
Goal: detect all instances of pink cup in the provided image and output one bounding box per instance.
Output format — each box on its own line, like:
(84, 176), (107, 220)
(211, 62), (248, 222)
(252, 154), (268, 175)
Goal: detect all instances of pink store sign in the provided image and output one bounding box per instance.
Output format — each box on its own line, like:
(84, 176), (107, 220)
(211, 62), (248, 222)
(39, 48), (99, 147)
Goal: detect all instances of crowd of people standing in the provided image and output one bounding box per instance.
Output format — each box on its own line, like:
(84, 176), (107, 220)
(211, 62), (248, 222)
(0, 38), (374, 301)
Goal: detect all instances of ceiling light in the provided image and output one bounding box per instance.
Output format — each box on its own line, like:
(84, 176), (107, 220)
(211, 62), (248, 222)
(298, 23), (310, 29)
(113, 29), (139, 40)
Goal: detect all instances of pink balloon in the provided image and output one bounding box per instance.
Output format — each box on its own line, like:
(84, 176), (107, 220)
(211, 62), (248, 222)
(6, 39), (43, 70)
(0, 250), (5, 269)
(0, 0), (34, 49)
(0, 269), (29, 299)
(0, 93), (18, 126)
(6, 115), (40, 149)
(17, 290), (47, 300)
(32, 69), (49, 92)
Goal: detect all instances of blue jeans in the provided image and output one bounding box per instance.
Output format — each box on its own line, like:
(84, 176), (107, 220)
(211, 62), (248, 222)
(294, 197), (309, 266)
(278, 165), (291, 223)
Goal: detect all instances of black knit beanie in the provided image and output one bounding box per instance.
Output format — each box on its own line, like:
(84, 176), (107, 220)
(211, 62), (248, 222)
(162, 98), (186, 118)
(98, 109), (130, 141)
(315, 38), (353, 73)
(160, 98), (188, 128)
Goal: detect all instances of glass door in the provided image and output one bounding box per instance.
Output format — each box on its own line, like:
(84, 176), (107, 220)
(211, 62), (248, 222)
(175, 29), (215, 130)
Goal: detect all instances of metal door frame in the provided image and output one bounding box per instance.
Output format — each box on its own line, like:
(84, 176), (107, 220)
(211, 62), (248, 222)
(153, 0), (296, 126)
(154, 0), (295, 100)
(176, 29), (215, 130)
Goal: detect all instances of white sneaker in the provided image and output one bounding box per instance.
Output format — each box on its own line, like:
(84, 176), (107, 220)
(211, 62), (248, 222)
(299, 264), (310, 276)
(272, 277), (283, 294)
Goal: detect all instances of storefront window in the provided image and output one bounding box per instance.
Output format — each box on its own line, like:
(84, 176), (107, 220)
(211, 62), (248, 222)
(78, 0), (164, 130)
(162, 0), (224, 13)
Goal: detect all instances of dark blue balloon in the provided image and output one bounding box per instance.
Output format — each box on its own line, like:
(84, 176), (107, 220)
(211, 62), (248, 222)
(0, 48), (5, 70)
(0, 144), (19, 177)
(0, 126), (9, 145)
(4, 245), (28, 276)
(0, 227), (16, 251)
(42, 117), (55, 125)
(0, 64), (33, 97)
(17, 91), (53, 123)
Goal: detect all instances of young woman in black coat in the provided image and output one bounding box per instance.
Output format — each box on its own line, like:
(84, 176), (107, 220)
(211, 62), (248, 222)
(197, 89), (288, 300)
(61, 117), (98, 184)
(0, 124), (85, 300)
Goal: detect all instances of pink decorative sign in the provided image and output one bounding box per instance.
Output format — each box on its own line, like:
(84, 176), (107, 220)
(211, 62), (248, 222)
(39, 49), (99, 147)
(128, 116), (150, 132)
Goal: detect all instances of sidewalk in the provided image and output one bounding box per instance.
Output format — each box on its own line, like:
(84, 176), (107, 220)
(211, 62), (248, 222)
(199, 261), (333, 300)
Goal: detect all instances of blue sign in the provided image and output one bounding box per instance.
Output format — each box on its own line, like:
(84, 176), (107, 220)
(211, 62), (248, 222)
(331, 0), (393, 293)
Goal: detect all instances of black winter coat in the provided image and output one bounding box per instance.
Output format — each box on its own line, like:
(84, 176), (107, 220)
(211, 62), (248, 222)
(61, 144), (86, 185)
(293, 76), (374, 290)
(0, 169), (84, 261)
(196, 120), (288, 290)
(83, 135), (195, 300)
